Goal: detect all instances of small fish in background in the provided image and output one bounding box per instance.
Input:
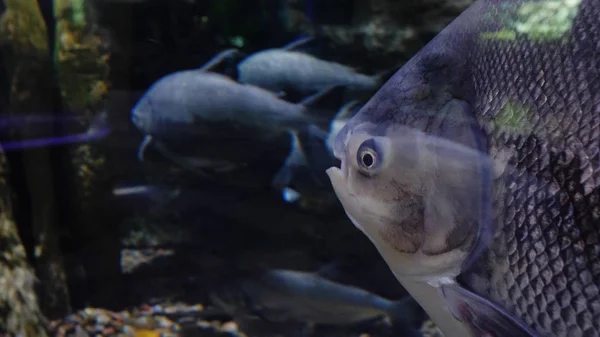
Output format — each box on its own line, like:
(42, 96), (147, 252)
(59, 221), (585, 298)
(189, 38), (385, 100)
(130, 57), (345, 180)
(218, 37), (397, 99)
(209, 268), (425, 337)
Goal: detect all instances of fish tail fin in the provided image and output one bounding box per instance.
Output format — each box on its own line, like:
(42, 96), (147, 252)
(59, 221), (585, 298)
(198, 48), (243, 79)
(386, 296), (428, 335)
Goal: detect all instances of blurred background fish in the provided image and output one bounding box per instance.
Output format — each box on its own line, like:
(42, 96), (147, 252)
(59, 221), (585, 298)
(235, 40), (396, 101)
(209, 268), (426, 337)
(0, 0), (481, 336)
(130, 62), (346, 185)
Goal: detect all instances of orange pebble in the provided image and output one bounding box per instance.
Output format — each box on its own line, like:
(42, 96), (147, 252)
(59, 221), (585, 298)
(133, 328), (161, 337)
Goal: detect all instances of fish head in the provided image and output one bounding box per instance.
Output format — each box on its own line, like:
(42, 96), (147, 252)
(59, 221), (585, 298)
(326, 55), (495, 282)
(131, 93), (154, 134)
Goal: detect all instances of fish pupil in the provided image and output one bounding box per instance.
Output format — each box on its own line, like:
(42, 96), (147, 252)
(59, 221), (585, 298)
(362, 152), (374, 167)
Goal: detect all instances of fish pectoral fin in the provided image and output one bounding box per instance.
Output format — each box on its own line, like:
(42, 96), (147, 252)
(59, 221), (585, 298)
(281, 36), (316, 51)
(198, 48), (242, 74)
(138, 135), (154, 161)
(440, 281), (539, 337)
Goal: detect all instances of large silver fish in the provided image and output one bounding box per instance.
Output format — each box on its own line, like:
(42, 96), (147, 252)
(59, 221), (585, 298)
(326, 0), (600, 336)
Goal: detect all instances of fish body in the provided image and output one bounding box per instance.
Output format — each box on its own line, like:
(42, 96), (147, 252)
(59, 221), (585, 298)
(132, 71), (316, 142)
(327, 0), (600, 336)
(131, 70), (342, 175)
(209, 269), (422, 333)
(238, 49), (382, 96)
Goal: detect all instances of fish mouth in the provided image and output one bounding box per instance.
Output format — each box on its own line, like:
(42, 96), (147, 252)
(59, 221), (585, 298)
(327, 119), (350, 186)
(131, 112), (143, 131)
(131, 96), (153, 132)
(326, 141), (350, 191)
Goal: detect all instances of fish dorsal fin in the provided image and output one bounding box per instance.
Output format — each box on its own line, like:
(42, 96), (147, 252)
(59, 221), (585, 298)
(198, 48), (244, 79)
(440, 281), (540, 337)
(281, 36), (316, 51)
(315, 261), (346, 282)
(198, 48), (240, 72)
(299, 85), (346, 112)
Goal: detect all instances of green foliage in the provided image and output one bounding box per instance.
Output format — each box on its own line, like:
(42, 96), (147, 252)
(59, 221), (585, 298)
(479, 0), (583, 43)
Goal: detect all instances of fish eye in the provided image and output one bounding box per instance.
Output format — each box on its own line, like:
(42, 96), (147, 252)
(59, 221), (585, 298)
(356, 138), (381, 173)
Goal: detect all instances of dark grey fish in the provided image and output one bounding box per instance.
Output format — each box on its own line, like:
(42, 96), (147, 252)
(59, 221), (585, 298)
(326, 0), (600, 336)
(131, 70), (343, 175)
(237, 40), (390, 97)
(209, 269), (423, 336)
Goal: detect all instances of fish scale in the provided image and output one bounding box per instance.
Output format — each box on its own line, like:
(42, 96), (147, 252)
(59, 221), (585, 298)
(457, 1), (600, 335)
(326, 0), (600, 336)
